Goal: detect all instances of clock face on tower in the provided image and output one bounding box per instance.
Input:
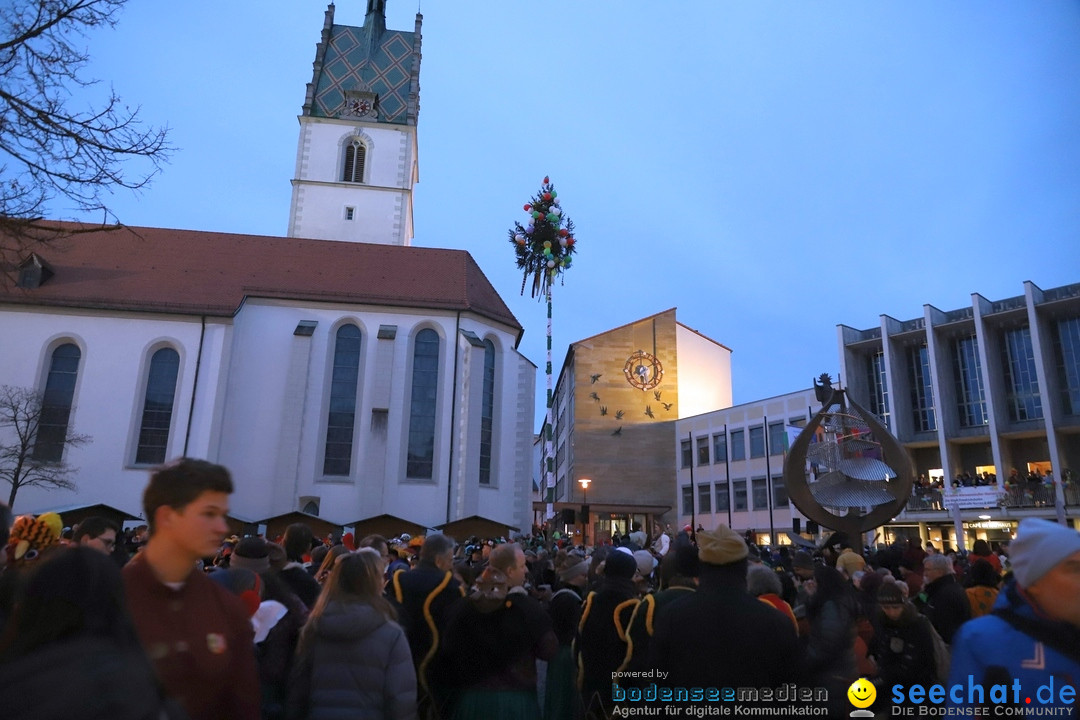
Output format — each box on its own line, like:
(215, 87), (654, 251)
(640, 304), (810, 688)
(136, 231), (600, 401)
(623, 350), (663, 390)
(349, 98), (373, 116)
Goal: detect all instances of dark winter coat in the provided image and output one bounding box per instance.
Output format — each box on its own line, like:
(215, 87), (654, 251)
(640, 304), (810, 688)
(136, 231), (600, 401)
(0, 636), (168, 720)
(437, 587), (558, 718)
(388, 564), (464, 690)
(649, 565), (805, 693)
(278, 564), (322, 610)
(920, 573), (971, 644)
(576, 575), (640, 712)
(871, 603), (939, 691)
(622, 584), (695, 676)
(286, 601), (416, 720)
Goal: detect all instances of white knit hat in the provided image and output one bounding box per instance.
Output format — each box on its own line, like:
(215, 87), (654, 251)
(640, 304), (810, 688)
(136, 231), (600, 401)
(1010, 518), (1080, 588)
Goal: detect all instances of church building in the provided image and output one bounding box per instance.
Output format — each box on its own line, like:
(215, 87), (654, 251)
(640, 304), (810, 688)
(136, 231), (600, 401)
(0, 2), (538, 535)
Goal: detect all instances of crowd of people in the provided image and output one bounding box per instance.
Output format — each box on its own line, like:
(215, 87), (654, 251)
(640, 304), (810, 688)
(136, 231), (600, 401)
(0, 458), (1078, 719)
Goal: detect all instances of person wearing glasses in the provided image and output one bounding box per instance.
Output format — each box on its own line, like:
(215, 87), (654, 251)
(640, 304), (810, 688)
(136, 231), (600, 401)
(73, 516), (119, 556)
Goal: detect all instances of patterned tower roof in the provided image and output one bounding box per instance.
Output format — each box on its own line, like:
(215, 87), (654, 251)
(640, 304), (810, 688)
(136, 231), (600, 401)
(302, 2), (422, 126)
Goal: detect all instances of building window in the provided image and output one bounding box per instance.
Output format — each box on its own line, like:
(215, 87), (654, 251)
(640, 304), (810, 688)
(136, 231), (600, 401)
(680, 439), (692, 469)
(953, 333), (988, 427)
(407, 329), (440, 479)
(345, 206), (355, 221)
(698, 483), (712, 514)
(33, 343), (81, 462)
(1002, 326), (1043, 422)
(479, 339), (496, 485)
(751, 477), (768, 510)
(768, 422), (786, 456)
(772, 475), (788, 508)
(302, 500), (319, 516)
(342, 138), (366, 183)
(730, 429), (745, 461)
(867, 350), (891, 427)
(134, 347), (180, 465)
(715, 482), (730, 512)
(712, 433), (727, 463)
(681, 485), (694, 515)
(696, 436), (710, 466)
(1052, 317), (1080, 416)
(749, 426), (765, 459)
(324, 325), (361, 476)
(907, 343), (936, 432)
(732, 479), (747, 511)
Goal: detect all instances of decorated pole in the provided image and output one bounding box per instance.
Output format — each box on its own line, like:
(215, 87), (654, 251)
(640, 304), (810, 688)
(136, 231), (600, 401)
(508, 177), (577, 529)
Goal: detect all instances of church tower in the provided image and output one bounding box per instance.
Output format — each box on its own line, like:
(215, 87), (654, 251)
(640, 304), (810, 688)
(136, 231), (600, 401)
(287, 1), (422, 245)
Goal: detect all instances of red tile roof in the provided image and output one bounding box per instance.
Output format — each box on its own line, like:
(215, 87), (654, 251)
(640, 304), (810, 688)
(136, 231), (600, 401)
(1, 223), (521, 333)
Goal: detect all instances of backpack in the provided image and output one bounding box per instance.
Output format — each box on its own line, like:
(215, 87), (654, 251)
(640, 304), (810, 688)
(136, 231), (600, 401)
(919, 615), (951, 683)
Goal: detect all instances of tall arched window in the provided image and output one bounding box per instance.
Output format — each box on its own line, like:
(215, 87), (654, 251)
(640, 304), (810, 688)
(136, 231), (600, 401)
(407, 329), (439, 479)
(34, 343), (81, 462)
(479, 339), (496, 485)
(324, 324), (362, 476)
(135, 347), (180, 465)
(342, 138), (366, 183)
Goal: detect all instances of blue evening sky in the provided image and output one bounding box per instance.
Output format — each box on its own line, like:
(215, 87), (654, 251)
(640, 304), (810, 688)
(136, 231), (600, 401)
(75, 2), (1080, 425)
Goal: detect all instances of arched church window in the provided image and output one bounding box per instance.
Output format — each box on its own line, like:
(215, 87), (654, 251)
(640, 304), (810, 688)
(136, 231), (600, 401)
(343, 138), (366, 183)
(479, 339), (496, 485)
(324, 324), (362, 476)
(34, 343), (81, 462)
(135, 347), (180, 465)
(406, 329), (439, 479)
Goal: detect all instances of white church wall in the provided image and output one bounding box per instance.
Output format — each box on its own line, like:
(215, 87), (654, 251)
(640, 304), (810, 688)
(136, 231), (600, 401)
(215, 300), (530, 530)
(0, 308), (228, 516)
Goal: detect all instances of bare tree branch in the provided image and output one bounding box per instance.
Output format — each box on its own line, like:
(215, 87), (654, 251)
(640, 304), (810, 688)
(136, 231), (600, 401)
(0, 0), (172, 265)
(0, 384), (91, 510)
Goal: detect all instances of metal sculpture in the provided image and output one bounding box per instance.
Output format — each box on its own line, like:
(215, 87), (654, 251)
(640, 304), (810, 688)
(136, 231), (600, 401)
(784, 375), (914, 551)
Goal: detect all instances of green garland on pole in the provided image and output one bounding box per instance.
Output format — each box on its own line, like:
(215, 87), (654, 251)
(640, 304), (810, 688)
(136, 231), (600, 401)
(508, 176), (578, 542)
(508, 176), (577, 299)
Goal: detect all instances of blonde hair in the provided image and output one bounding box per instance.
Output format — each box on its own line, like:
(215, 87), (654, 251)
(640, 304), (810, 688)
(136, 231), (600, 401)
(315, 544), (350, 583)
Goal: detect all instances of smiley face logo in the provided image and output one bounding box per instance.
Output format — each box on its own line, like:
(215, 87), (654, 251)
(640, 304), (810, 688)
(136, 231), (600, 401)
(847, 677), (876, 709)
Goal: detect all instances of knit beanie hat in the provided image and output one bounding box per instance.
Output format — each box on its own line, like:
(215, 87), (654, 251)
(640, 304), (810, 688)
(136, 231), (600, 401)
(603, 547), (638, 579)
(697, 525), (749, 566)
(231, 536), (271, 573)
(1010, 518), (1080, 588)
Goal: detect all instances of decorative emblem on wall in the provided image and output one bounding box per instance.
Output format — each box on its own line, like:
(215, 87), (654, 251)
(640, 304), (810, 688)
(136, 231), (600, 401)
(623, 350), (663, 391)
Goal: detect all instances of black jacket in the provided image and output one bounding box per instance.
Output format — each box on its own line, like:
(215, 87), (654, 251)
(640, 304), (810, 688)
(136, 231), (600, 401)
(0, 636), (169, 720)
(921, 574), (971, 644)
(388, 564), (464, 689)
(648, 565), (805, 693)
(872, 603), (938, 690)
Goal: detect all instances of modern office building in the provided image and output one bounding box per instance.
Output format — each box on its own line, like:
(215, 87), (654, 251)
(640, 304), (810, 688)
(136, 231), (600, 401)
(838, 280), (1080, 547)
(674, 388), (819, 547)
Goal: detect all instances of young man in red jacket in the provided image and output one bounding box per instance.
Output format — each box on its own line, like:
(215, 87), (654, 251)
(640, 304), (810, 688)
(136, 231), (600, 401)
(123, 458), (260, 720)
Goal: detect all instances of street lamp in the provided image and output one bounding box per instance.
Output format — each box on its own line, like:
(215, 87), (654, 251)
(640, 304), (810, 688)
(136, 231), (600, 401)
(579, 477), (592, 547)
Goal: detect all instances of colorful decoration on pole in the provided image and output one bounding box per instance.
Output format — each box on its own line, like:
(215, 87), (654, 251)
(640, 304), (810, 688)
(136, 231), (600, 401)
(508, 176), (577, 298)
